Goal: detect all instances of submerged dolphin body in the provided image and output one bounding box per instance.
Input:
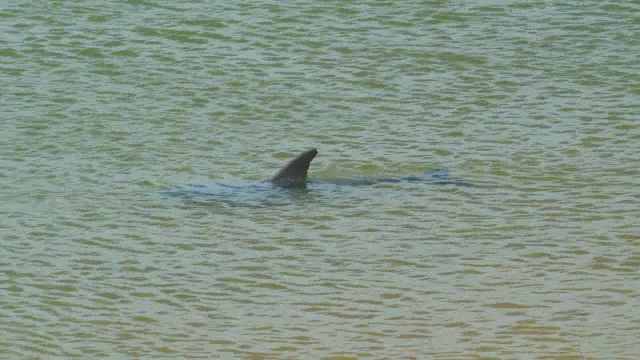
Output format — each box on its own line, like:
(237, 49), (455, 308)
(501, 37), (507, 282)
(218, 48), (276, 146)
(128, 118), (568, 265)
(166, 148), (470, 207)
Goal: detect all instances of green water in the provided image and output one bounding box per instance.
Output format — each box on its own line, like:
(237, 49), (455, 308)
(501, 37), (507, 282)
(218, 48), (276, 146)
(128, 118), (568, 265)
(2, 1), (639, 358)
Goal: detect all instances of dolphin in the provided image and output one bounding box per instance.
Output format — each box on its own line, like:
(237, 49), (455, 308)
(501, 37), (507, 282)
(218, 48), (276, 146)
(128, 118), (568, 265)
(270, 148), (467, 188)
(165, 148), (470, 206)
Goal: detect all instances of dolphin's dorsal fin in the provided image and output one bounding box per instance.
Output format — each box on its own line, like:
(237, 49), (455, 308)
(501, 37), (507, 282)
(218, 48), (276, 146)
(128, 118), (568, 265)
(271, 148), (318, 187)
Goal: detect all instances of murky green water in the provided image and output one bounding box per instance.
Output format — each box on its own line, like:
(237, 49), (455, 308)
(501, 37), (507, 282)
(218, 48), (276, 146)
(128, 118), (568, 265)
(2, 1), (639, 359)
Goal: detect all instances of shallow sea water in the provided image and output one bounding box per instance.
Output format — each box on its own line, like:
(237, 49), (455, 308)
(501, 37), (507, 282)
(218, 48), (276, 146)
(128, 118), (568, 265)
(2, 1), (640, 359)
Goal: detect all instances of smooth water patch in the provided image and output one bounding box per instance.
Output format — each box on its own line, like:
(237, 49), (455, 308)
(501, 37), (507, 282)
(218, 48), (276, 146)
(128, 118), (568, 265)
(165, 181), (309, 208)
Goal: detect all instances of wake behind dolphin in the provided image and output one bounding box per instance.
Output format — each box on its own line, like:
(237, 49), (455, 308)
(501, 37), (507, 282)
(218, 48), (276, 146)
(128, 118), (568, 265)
(165, 148), (470, 207)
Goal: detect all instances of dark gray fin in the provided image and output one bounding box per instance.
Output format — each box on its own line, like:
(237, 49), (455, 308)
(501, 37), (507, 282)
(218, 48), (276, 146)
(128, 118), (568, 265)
(271, 148), (318, 187)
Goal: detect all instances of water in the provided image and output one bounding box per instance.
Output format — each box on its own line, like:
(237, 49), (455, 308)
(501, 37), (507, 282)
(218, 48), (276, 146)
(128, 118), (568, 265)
(2, 1), (639, 358)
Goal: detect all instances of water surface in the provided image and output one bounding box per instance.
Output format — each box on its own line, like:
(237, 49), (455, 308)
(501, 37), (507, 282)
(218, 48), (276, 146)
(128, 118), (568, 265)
(2, 1), (639, 359)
